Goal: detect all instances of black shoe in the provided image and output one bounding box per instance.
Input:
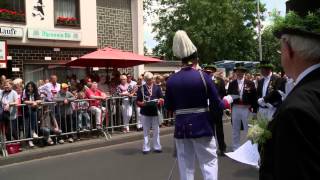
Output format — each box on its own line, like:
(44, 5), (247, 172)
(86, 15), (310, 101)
(153, 150), (162, 153)
(142, 151), (150, 155)
(217, 149), (226, 156)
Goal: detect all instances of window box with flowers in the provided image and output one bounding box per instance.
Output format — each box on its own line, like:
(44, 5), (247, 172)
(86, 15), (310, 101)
(0, 8), (25, 22)
(56, 16), (80, 27)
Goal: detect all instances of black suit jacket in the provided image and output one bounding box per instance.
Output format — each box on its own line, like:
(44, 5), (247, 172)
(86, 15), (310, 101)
(257, 75), (284, 107)
(213, 76), (227, 99)
(227, 79), (258, 112)
(259, 67), (320, 180)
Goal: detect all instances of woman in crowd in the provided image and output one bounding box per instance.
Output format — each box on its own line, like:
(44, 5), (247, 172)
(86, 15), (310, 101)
(22, 81), (42, 147)
(0, 80), (19, 141)
(134, 76), (144, 131)
(136, 72), (164, 154)
(116, 75), (134, 133)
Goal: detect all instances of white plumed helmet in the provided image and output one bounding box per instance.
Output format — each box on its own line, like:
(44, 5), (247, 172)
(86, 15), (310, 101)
(172, 30), (197, 59)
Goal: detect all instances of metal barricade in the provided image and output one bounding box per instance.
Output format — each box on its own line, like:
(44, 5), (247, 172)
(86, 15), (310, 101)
(0, 96), (175, 157)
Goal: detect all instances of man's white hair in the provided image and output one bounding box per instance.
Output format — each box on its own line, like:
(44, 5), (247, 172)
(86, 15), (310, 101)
(144, 72), (153, 80)
(282, 34), (320, 62)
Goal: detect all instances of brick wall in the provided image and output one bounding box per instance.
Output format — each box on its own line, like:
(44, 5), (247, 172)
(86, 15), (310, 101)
(97, 0), (133, 51)
(8, 45), (95, 78)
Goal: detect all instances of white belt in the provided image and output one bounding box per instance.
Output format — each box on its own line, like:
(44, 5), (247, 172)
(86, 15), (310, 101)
(175, 107), (209, 115)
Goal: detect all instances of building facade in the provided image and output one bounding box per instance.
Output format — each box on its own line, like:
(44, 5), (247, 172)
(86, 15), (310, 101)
(0, 0), (143, 82)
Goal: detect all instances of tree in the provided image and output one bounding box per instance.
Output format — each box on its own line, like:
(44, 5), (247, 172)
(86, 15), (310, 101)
(149, 0), (266, 63)
(261, 26), (281, 72)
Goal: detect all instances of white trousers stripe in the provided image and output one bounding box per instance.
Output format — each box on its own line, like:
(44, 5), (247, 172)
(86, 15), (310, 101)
(141, 115), (161, 151)
(175, 137), (218, 180)
(231, 105), (250, 151)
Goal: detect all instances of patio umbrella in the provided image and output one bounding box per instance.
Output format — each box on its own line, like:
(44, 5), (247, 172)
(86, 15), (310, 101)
(66, 47), (162, 68)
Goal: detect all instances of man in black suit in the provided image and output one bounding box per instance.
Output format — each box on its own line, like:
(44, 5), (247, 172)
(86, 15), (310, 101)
(227, 63), (257, 151)
(256, 61), (284, 121)
(259, 0), (320, 179)
(203, 64), (227, 155)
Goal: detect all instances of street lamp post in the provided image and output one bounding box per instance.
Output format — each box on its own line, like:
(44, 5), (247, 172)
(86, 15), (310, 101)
(257, 0), (262, 61)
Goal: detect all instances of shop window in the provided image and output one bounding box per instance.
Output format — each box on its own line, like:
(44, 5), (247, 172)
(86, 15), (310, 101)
(54, 0), (80, 27)
(0, 0), (26, 23)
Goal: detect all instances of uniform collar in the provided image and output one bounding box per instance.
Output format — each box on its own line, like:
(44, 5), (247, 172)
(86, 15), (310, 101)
(295, 63), (320, 86)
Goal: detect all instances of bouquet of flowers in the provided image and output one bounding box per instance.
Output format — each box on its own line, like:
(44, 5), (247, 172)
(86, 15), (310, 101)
(247, 114), (272, 145)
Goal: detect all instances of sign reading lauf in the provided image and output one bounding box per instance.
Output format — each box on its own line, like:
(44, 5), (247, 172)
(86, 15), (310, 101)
(0, 27), (24, 38)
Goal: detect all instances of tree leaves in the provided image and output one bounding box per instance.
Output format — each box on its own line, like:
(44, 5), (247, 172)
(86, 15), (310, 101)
(147, 0), (266, 64)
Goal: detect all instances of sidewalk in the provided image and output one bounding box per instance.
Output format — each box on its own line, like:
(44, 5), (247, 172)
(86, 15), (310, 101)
(0, 127), (174, 166)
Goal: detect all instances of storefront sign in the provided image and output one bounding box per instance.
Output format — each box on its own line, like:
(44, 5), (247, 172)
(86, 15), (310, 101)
(0, 26), (24, 38)
(28, 28), (81, 41)
(0, 41), (7, 69)
(12, 67), (20, 72)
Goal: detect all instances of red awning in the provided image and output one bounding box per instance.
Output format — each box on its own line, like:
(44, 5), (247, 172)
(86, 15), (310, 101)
(66, 47), (162, 68)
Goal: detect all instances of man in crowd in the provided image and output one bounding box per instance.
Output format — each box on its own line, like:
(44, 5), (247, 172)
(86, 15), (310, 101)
(39, 75), (61, 101)
(203, 64), (227, 156)
(259, 1), (320, 179)
(227, 63), (257, 151)
(127, 74), (137, 88)
(54, 83), (76, 143)
(257, 61), (284, 121)
(85, 82), (107, 130)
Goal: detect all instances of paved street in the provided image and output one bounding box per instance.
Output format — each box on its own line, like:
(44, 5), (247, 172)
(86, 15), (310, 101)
(0, 123), (258, 180)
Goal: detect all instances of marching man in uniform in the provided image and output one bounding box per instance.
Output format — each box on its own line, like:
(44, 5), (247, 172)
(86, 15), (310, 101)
(165, 30), (224, 180)
(227, 63), (257, 151)
(257, 61), (284, 121)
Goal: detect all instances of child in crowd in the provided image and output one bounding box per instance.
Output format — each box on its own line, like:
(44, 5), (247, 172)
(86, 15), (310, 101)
(40, 105), (62, 145)
(72, 92), (91, 131)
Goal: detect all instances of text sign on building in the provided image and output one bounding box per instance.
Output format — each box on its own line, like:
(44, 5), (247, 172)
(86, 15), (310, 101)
(28, 28), (81, 41)
(0, 41), (7, 69)
(0, 26), (24, 38)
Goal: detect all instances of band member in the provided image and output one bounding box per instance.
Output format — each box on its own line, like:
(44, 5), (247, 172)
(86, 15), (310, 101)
(260, 1), (320, 179)
(203, 64), (227, 156)
(136, 72), (164, 154)
(257, 61), (284, 121)
(165, 30), (224, 180)
(227, 63), (257, 151)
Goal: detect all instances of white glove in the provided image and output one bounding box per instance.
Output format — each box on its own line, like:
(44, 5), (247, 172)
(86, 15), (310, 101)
(266, 103), (274, 109)
(278, 90), (286, 100)
(223, 95), (233, 104)
(258, 98), (266, 106)
(230, 95), (240, 100)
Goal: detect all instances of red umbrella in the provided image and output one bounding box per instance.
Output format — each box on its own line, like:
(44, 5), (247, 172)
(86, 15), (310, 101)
(66, 47), (162, 68)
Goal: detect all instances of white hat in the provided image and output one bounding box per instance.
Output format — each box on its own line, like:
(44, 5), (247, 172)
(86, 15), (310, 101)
(172, 30), (197, 59)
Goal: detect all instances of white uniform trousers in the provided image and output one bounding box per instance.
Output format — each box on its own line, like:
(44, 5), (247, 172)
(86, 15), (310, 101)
(231, 105), (250, 151)
(141, 115), (161, 152)
(136, 107), (142, 129)
(121, 99), (132, 131)
(258, 107), (276, 121)
(175, 137), (218, 180)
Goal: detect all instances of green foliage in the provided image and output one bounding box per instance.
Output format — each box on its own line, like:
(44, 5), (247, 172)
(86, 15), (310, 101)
(261, 26), (281, 71)
(272, 11), (320, 35)
(148, 0), (266, 63)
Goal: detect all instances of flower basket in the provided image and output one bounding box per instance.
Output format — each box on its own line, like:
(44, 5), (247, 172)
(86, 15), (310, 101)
(0, 8), (25, 22)
(56, 16), (79, 26)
